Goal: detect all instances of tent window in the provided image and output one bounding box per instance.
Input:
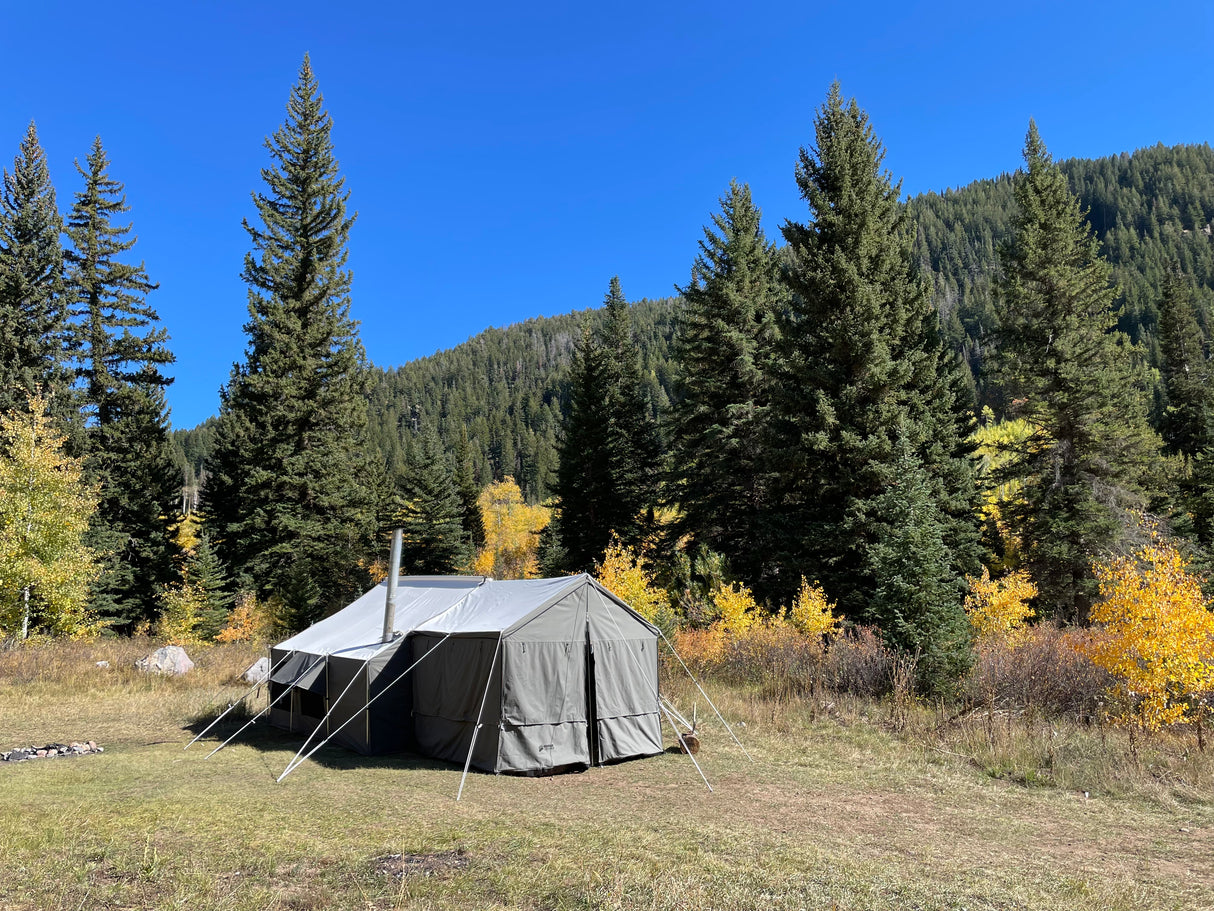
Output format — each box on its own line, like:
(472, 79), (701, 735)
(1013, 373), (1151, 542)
(298, 689), (325, 720)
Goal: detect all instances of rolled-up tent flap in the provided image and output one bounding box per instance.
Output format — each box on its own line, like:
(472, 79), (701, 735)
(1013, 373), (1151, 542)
(270, 650), (327, 693)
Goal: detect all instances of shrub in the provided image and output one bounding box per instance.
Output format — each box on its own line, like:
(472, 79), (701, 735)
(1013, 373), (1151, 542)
(154, 581), (206, 646)
(215, 592), (275, 644)
(821, 626), (896, 699)
(786, 577), (840, 641)
(965, 624), (1111, 719)
(709, 581), (759, 635)
(964, 567), (1037, 643)
(594, 537), (666, 623)
(718, 620), (825, 701)
(1085, 541), (1214, 731)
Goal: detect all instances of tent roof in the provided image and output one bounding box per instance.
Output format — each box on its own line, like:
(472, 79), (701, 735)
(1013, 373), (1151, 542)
(273, 574), (654, 656)
(274, 576), (486, 659)
(414, 575), (586, 635)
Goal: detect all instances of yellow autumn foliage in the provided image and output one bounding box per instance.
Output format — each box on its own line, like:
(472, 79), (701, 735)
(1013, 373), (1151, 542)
(711, 581), (759, 636)
(473, 477), (550, 579)
(0, 395), (101, 640)
(786, 576), (840, 640)
(972, 409), (1034, 569)
(1085, 542), (1214, 730)
(155, 579), (207, 646)
(964, 566), (1037, 643)
(594, 537), (664, 623)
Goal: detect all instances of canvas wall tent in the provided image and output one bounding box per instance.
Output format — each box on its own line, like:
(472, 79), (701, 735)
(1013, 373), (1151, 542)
(268, 574), (663, 774)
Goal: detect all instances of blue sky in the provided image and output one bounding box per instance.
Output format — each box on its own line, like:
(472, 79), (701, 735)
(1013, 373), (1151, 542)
(4, 1), (1211, 428)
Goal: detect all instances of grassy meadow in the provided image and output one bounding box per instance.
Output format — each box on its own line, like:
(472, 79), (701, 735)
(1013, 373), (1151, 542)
(2, 638), (1212, 910)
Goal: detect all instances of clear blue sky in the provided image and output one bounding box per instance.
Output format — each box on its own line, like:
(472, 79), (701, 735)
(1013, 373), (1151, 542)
(4, 1), (1211, 428)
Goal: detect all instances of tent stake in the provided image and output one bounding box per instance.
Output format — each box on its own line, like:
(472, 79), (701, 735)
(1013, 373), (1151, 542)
(659, 702), (713, 792)
(278, 653), (371, 781)
(185, 648), (288, 750)
(658, 629), (752, 761)
(456, 635), (503, 802)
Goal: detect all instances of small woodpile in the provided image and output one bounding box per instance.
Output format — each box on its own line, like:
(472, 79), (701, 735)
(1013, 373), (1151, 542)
(1, 742), (103, 762)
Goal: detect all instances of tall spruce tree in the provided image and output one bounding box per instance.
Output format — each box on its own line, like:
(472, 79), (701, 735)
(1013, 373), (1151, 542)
(768, 83), (981, 616)
(453, 427), (487, 550)
(396, 428), (472, 574)
(1156, 267), (1214, 546)
(992, 122), (1162, 621)
(1157, 267), (1213, 460)
(669, 181), (782, 590)
(865, 436), (973, 693)
(64, 137), (179, 630)
(554, 278), (662, 571)
(0, 122), (72, 420)
(204, 56), (376, 614)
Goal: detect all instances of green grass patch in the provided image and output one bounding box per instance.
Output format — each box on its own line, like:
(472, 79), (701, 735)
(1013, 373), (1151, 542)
(2, 640), (1212, 910)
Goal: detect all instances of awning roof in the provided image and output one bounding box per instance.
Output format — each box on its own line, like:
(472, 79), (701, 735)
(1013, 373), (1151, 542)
(274, 576), (486, 657)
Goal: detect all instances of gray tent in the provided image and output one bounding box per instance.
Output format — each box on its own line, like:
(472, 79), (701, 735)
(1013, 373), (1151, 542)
(268, 574), (663, 774)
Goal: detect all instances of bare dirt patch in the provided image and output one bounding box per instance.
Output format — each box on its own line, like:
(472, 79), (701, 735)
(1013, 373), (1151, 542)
(373, 849), (470, 878)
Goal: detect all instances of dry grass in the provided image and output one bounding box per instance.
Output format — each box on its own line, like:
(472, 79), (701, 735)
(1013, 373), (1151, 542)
(2, 639), (1213, 910)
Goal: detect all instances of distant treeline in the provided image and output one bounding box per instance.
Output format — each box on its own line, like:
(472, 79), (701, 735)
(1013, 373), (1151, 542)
(171, 143), (1214, 502)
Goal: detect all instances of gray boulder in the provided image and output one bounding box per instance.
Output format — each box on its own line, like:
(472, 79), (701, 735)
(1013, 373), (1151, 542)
(242, 656), (270, 684)
(135, 645), (194, 676)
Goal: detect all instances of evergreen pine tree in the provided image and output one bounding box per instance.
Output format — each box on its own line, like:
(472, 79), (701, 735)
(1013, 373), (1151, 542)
(204, 56), (376, 613)
(64, 137), (179, 631)
(397, 428), (471, 573)
(188, 533), (232, 640)
(1157, 267), (1213, 459)
(669, 181), (782, 591)
(597, 277), (663, 539)
(0, 122), (72, 419)
(993, 122), (1162, 621)
(1156, 267), (1214, 547)
(769, 83), (981, 616)
(453, 427), (486, 549)
(554, 279), (662, 571)
(864, 437), (973, 693)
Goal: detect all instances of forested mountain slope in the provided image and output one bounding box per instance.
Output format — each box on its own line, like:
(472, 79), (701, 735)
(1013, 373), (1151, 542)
(365, 298), (678, 503)
(174, 144), (1214, 502)
(912, 142), (1214, 401)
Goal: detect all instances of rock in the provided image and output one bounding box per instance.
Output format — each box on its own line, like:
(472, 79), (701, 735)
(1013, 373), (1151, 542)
(135, 645), (194, 676)
(95, 660), (109, 669)
(242, 656), (270, 685)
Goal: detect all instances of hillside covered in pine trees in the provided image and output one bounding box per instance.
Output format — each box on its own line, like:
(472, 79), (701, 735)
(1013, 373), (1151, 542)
(171, 142), (1214, 504)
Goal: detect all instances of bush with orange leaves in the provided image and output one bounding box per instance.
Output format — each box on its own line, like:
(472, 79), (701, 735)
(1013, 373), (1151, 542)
(215, 592), (275, 644)
(1085, 541), (1214, 731)
(964, 567), (1037, 644)
(669, 578), (843, 700)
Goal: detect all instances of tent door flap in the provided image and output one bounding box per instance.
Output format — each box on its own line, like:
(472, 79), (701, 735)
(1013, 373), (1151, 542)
(585, 631), (599, 767)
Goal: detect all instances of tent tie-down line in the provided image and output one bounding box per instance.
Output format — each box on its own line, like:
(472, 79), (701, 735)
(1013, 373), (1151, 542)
(190, 611), (747, 796)
(190, 629), (745, 796)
